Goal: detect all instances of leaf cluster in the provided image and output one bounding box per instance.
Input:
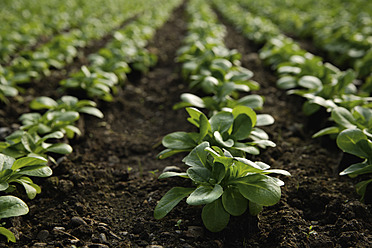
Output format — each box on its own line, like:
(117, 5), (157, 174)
(155, 142), (289, 232)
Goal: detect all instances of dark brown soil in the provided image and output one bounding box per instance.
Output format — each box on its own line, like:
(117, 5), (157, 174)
(0, 2), (371, 248)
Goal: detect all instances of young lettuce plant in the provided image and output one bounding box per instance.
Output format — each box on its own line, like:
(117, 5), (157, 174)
(154, 142), (290, 232)
(59, 66), (119, 102)
(0, 154), (52, 199)
(0, 195), (29, 243)
(313, 106), (372, 138)
(157, 106), (275, 159)
(337, 129), (372, 202)
(29, 95), (104, 119)
(0, 130), (72, 161)
(19, 110), (81, 139)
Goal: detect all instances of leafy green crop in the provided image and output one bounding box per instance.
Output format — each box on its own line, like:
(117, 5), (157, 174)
(154, 142), (290, 232)
(158, 106), (275, 159)
(30, 95), (104, 118)
(313, 106), (372, 138)
(0, 195), (29, 242)
(60, 66), (119, 102)
(0, 130), (72, 160)
(0, 154), (52, 199)
(337, 129), (372, 201)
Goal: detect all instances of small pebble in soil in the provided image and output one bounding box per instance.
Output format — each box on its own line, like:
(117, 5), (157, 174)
(99, 233), (108, 243)
(184, 226), (204, 238)
(37, 229), (49, 241)
(53, 226), (66, 232)
(31, 243), (48, 247)
(70, 216), (88, 227)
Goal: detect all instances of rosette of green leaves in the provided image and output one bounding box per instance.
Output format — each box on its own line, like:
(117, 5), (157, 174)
(0, 154), (52, 199)
(158, 106), (275, 159)
(287, 70), (371, 115)
(29, 95), (104, 119)
(0, 195), (29, 242)
(0, 66), (19, 104)
(154, 142), (290, 232)
(337, 129), (372, 201)
(60, 66), (119, 102)
(0, 130), (72, 160)
(19, 110), (81, 139)
(313, 106), (372, 138)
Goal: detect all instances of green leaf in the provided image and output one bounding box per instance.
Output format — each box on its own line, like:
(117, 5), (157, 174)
(186, 107), (204, 128)
(0, 195), (29, 219)
(222, 186), (248, 216)
(212, 162), (226, 184)
(79, 107), (104, 118)
(186, 185), (223, 205)
(339, 162), (372, 177)
(210, 112), (234, 133)
(249, 201), (263, 215)
(157, 148), (189, 159)
(232, 106), (257, 127)
(30, 96), (57, 110)
(0, 226), (16, 242)
(312, 126), (340, 138)
(154, 187), (194, 219)
(355, 179), (372, 202)
(187, 167), (211, 184)
(235, 95), (263, 109)
(180, 93), (205, 108)
(12, 156), (47, 171)
(337, 129), (372, 159)
(15, 178), (40, 199)
(332, 107), (357, 129)
(231, 114), (252, 140)
(162, 132), (197, 150)
(202, 198), (230, 232)
(18, 165), (53, 177)
(256, 114), (275, 126)
(198, 114), (210, 143)
(298, 76), (322, 90)
(0, 154), (15, 171)
(235, 174), (281, 206)
(158, 172), (188, 179)
(182, 142), (209, 167)
(46, 143), (73, 154)
(214, 131), (234, 147)
(276, 76), (297, 89)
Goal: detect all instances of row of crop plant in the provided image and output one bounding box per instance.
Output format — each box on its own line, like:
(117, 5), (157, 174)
(0, 0), (183, 242)
(237, 0), (372, 87)
(0, 0), (149, 65)
(0, 0), (152, 104)
(212, 0), (372, 202)
(153, 0), (290, 233)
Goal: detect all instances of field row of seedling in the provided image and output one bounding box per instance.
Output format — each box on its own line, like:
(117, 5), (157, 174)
(0, 0), (370, 245)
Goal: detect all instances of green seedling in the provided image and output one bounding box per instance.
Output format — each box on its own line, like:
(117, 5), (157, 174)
(0, 130), (72, 161)
(19, 110), (81, 139)
(313, 106), (372, 138)
(158, 106), (275, 159)
(60, 66), (119, 102)
(337, 129), (372, 201)
(0, 195), (29, 242)
(0, 154), (52, 199)
(154, 142), (290, 232)
(29, 95), (104, 119)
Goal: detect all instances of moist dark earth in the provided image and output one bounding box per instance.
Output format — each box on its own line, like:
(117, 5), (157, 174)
(0, 2), (371, 248)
